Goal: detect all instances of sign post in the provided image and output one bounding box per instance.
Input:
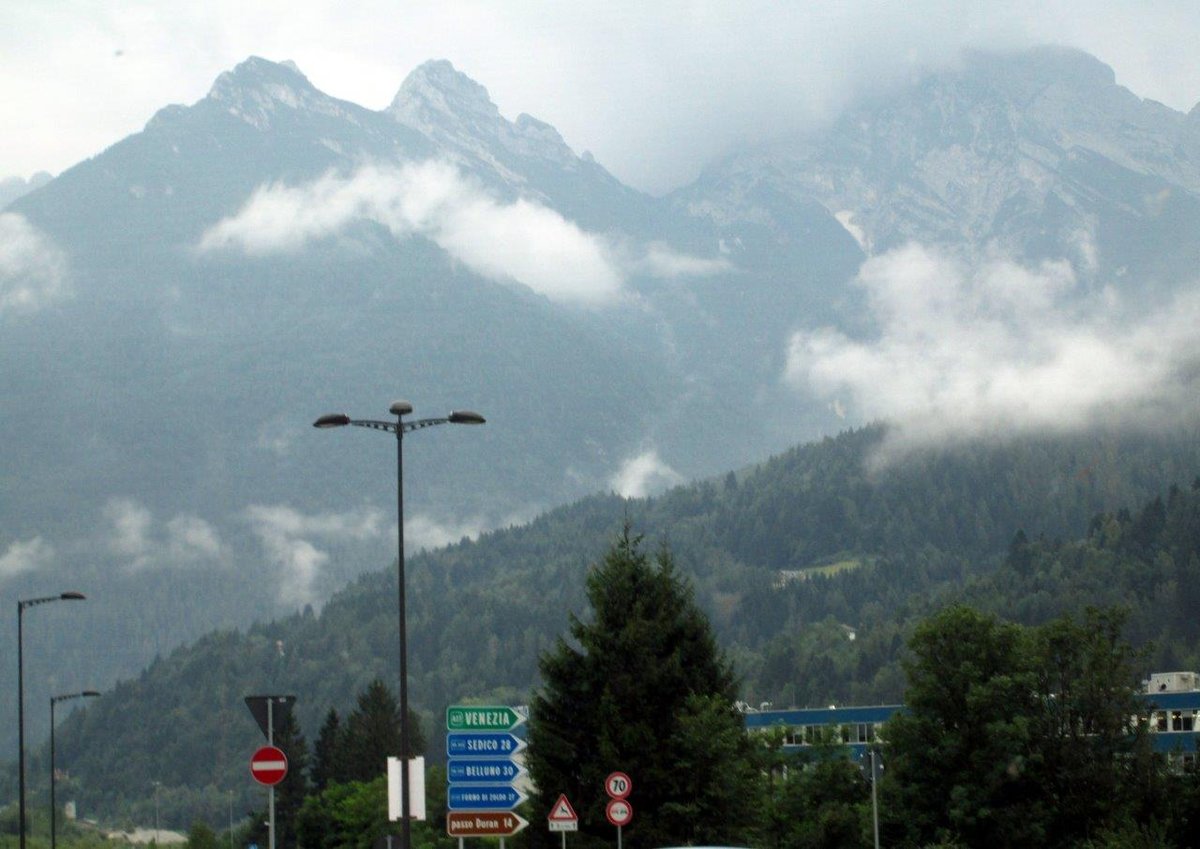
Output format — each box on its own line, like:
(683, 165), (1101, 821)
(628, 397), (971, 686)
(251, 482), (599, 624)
(547, 793), (578, 849)
(604, 772), (633, 849)
(445, 705), (528, 842)
(244, 695), (295, 849)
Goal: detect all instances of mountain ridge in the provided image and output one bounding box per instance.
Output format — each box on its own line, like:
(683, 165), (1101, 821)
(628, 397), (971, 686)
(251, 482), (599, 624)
(3, 43), (1200, 773)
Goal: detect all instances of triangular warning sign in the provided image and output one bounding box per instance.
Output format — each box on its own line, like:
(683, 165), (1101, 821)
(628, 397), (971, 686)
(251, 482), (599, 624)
(548, 794), (578, 822)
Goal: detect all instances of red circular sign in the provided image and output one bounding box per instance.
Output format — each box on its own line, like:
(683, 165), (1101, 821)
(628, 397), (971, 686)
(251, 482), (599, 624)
(606, 798), (633, 827)
(250, 745), (288, 786)
(605, 771), (632, 799)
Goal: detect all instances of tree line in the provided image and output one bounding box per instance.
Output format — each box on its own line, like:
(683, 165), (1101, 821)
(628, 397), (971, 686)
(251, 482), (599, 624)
(182, 525), (1200, 849)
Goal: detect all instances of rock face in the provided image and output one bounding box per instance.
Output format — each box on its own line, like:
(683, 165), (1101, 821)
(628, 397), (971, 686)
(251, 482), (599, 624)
(678, 46), (1200, 281)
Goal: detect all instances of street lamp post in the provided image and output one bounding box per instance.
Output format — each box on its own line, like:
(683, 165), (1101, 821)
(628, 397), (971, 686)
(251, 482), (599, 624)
(314, 401), (484, 849)
(50, 690), (100, 849)
(153, 780), (161, 844)
(18, 592), (86, 849)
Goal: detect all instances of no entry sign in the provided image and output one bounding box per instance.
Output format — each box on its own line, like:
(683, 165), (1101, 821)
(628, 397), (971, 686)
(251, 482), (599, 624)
(250, 745), (288, 786)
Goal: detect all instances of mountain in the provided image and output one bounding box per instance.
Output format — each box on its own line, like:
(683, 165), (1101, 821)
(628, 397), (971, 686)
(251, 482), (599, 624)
(0, 172), (52, 208)
(31, 425), (1200, 828)
(4, 45), (1200, 764)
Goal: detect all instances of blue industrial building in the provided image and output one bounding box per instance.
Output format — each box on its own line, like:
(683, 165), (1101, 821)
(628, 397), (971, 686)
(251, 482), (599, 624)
(742, 671), (1200, 764)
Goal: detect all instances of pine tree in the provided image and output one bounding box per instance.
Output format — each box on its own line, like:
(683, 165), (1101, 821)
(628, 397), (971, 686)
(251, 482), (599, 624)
(526, 527), (756, 848)
(310, 708), (346, 791)
(342, 679), (426, 783)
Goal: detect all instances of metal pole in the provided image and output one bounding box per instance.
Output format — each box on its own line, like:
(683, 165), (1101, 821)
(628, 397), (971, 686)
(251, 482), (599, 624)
(396, 417), (412, 849)
(18, 602), (27, 849)
(268, 699), (276, 849)
(50, 697), (57, 849)
(870, 749), (880, 849)
(154, 781), (161, 843)
(228, 790), (234, 849)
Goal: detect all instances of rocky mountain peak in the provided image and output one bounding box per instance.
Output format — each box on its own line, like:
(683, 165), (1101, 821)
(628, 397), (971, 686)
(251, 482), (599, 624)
(202, 56), (352, 130)
(388, 59), (501, 128)
(387, 59), (580, 174)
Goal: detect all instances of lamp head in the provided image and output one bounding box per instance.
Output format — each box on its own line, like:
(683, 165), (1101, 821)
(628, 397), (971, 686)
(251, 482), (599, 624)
(60, 592), (85, 601)
(389, 400), (414, 417)
(448, 410), (486, 425)
(313, 413), (351, 429)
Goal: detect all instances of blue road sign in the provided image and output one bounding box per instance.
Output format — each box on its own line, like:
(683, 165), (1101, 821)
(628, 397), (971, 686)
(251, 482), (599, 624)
(447, 785), (528, 811)
(446, 732), (526, 758)
(448, 757), (525, 784)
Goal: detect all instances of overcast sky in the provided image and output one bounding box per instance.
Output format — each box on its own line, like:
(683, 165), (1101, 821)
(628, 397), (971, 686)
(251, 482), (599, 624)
(3, 1), (1200, 194)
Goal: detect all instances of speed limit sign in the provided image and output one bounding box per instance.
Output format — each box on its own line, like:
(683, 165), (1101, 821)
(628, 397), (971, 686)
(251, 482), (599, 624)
(605, 771), (632, 799)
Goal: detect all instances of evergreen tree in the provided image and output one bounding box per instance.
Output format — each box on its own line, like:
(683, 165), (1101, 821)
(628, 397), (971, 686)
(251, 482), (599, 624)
(311, 708), (347, 791)
(342, 679), (426, 783)
(526, 527), (755, 848)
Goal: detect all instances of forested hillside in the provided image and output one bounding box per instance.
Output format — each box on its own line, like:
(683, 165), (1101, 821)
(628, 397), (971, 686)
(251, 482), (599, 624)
(26, 425), (1200, 828)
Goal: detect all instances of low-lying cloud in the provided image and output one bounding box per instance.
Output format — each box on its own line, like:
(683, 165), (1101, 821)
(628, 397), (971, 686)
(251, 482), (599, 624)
(198, 161), (724, 305)
(245, 503), (385, 607)
(0, 212), (69, 316)
(104, 498), (226, 570)
(0, 536), (55, 578)
(786, 243), (1200, 459)
(610, 450), (686, 498)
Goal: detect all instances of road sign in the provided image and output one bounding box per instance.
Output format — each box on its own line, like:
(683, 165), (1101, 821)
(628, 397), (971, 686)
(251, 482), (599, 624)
(604, 771), (632, 799)
(250, 745), (288, 786)
(446, 811), (528, 838)
(447, 757), (525, 784)
(446, 732), (526, 757)
(605, 798), (633, 827)
(447, 785), (528, 811)
(548, 794), (579, 832)
(446, 705), (525, 731)
(244, 696), (296, 741)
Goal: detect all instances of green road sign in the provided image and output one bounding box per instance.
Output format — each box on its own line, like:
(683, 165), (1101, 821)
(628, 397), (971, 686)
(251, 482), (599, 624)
(446, 705), (525, 731)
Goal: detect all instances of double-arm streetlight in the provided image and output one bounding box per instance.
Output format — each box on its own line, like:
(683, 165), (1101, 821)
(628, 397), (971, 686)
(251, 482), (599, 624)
(314, 401), (484, 849)
(50, 690), (100, 849)
(17, 592), (86, 849)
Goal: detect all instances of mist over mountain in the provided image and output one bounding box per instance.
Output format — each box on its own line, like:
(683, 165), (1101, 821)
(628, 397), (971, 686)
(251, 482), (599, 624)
(3, 44), (1200, 761)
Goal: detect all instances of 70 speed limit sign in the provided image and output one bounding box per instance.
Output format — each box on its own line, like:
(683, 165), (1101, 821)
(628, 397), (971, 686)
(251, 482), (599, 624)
(605, 771), (632, 799)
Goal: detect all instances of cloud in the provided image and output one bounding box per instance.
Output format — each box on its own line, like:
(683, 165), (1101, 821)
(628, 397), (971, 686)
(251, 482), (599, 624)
(199, 161), (724, 304)
(609, 450), (685, 498)
(0, 536), (56, 578)
(785, 243), (1200, 459)
(200, 161), (623, 304)
(405, 513), (489, 553)
(104, 497), (226, 570)
(632, 242), (733, 278)
(0, 213), (69, 316)
(245, 503), (385, 607)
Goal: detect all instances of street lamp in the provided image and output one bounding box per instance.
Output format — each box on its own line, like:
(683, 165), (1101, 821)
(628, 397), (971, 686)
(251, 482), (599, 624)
(50, 690), (100, 849)
(18, 592), (86, 849)
(314, 400), (485, 849)
(153, 780), (161, 844)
